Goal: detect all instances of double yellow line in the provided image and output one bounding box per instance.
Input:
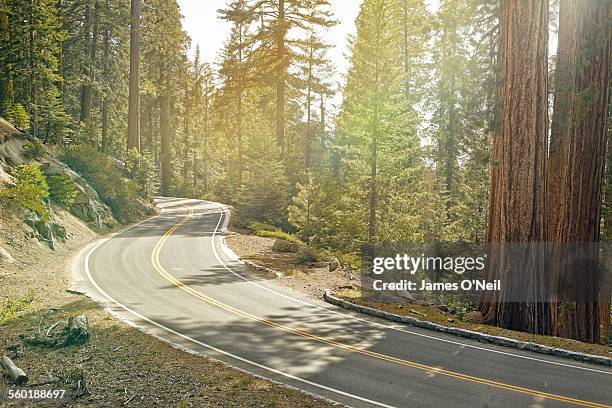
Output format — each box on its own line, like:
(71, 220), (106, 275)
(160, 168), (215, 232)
(151, 208), (611, 408)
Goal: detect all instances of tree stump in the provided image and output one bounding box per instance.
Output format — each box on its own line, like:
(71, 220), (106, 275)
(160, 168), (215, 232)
(62, 315), (90, 346)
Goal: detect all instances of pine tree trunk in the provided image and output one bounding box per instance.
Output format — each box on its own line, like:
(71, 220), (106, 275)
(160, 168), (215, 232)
(478, 0), (550, 334)
(547, 0), (610, 343)
(305, 36), (313, 170)
(320, 91), (325, 136)
(275, 0), (286, 157)
(100, 2), (110, 153)
(28, 3), (36, 137)
(0, 0), (7, 107)
(368, 111), (378, 244)
(182, 84), (190, 180)
(201, 80), (210, 194)
(79, 0), (91, 124)
(236, 24), (244, 190)
(0, 0), (11, 113)
(160, 62), (170, 196)
(79, 0), (99, 139)
(127, 0), (141, 152)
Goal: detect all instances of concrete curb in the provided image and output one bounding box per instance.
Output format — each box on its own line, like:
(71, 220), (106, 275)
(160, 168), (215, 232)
(323, 290), (612, 368)
(241, 258), (285, 278)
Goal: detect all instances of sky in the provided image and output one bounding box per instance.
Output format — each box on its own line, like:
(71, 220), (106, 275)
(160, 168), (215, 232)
(177, 0), (440, 109)
(177, 0), (362, 81)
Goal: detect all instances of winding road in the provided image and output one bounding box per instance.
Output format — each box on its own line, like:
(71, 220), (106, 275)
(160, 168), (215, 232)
(79, 197), (612, 408)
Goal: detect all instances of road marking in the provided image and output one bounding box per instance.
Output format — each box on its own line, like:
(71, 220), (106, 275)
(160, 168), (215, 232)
(208, 203), (612, 376)
(150, 205), (611, 408)
(84, 211), (397, 408)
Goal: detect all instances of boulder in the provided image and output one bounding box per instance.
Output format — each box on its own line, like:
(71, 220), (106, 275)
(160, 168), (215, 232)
(297, 245), (318, 263)
(329, 257), (340, 272)
(272, 238), (300, 253)
(24, 212), (67, 249)
(39, 157), (113, 227)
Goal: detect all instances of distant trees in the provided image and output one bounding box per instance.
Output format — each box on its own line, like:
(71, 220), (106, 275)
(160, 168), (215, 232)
(247, 0), (336, 159)
(336, 0), (424, 245)
(0, 0), (68, 142)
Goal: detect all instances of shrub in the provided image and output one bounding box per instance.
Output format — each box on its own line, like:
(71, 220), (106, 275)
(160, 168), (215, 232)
(124, 148), (157, 196)
(249, 222), (279, 233)
(22, 140), (45, 159)
(0, 164), (49, 218)
(47, 174), (79, 208)
(0, 293), (35, 324)
(5, 103), (30, 130)
(61, 144), (149, 223)
(255, 229), (302, 244)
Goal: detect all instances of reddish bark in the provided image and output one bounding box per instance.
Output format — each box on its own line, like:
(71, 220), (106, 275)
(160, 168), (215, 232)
(547, 0), (610, 343)
(479, 0), (550, 334)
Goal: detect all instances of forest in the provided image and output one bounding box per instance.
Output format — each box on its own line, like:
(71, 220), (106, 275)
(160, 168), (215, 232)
(0, 0), (610, 345)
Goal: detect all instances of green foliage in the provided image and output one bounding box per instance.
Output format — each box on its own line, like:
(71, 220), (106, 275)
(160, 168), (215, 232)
(5, 104), (30, 130)
(0, 164), (49, 218)
(249, 222), (279, 233)
(0, 0), (67, 142)
(22, 140), (45, 159)
(255, 230), (302, 245)
(47, 174), (78, 208)
(61, 144), (149, 223)
(237, 136), (289, 226)
(0, 293), (35, 324)
(124, 148), (157, 197)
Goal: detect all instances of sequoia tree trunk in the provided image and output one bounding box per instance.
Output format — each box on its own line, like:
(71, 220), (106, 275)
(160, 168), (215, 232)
(478, 0), (550, 334)
(547, 0), (610, 343)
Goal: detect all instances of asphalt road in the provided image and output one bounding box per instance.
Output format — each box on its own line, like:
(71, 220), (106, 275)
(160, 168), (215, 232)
(80, 197), (612, 408)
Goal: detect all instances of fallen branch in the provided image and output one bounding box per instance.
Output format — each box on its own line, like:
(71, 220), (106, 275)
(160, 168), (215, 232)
(22, 314), (90, 348)
(46, 321), (62, 337)
(409, 309), (427, 317)
(21, 334), (58, 348)
(38, 308), (60, 335)
(27, 378), (60, 387)
(1, 355), (28, 385)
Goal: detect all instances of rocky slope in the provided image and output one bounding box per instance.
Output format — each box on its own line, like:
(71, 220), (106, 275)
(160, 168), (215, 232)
(0, 118), (115, 235)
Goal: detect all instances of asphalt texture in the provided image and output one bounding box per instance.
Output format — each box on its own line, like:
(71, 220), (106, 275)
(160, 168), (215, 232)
(82, 197), (612, 408)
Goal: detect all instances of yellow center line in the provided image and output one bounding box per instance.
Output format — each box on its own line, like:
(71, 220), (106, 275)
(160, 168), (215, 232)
(150, 208), (611, 408)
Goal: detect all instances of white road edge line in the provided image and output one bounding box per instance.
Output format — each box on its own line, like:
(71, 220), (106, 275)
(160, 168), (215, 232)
(207, 202), (612, 376)
(84, 200), (398, 408)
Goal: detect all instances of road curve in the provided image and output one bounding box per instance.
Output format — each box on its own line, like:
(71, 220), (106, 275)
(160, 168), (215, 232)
(81, 197), (612, 408)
